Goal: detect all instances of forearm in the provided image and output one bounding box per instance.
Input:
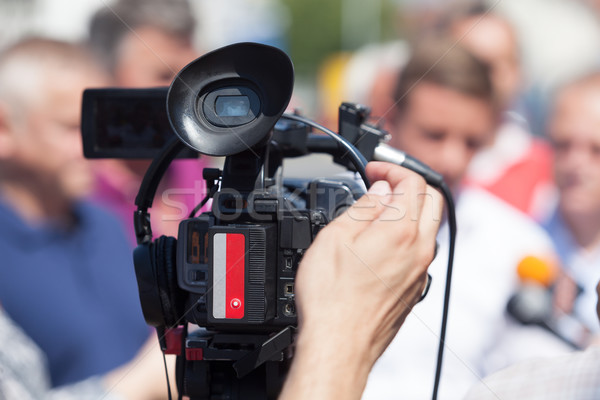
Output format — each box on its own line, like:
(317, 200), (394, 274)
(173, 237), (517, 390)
(279, 327), (373, 400)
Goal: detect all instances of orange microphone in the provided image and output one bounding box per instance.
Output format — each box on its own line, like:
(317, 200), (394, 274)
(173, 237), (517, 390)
(508, 255), (590, 349)
(516, 255), (558, 288)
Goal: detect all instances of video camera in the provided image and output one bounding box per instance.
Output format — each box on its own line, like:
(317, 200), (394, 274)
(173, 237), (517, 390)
(82, 42), (413, 399)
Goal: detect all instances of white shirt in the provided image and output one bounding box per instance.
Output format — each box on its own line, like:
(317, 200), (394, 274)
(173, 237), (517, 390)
(362, 187), (572, 400)
(464, 346), (600, 400)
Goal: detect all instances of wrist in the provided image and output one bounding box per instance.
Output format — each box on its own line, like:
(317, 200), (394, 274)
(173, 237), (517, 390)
(280, 323), (374, 400)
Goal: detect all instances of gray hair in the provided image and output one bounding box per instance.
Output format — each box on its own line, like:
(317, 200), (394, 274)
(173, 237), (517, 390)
(87, 0), (196, 74)
(0, 37), (101, 119)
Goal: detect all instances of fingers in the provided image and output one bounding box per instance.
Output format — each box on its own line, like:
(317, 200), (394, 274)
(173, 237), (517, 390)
(367, 161), (443, 229)
(357, 162), (430, 244)
(366, 161), (419, 190)
(327, 180), (392, 239)
(375, 170), (426, 228)
(326, 161), (442, 251)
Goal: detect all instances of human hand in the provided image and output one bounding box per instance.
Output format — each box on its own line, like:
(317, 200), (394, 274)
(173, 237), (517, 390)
(552, 269), (579, 315)
(280, 161), (443, 399)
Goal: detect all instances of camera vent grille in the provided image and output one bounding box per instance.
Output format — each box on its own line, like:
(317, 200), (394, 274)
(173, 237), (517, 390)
(247, 228), (266, 323)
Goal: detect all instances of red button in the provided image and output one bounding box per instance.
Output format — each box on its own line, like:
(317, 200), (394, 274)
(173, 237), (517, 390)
(230, 298), (241, 309)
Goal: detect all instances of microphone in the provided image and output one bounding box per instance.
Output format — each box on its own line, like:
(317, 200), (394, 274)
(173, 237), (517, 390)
(516, 255), (558, 287)
(373, 143), (444, 187)
(507, 256), (591, 349)
(335, 102), (445, 187)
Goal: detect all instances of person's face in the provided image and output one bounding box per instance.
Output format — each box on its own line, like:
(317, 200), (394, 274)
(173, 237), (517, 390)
(8, 68), (108, 199)
(114, 26), (199, 87)
(549, 86), (600, 219)
(389, 82), (496, 190)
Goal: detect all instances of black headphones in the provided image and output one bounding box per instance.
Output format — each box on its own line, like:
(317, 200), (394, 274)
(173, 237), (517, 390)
(133, 137), (188, 331)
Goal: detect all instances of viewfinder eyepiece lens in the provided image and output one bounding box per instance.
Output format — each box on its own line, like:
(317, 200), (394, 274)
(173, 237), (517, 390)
(215, 95), (250, 117)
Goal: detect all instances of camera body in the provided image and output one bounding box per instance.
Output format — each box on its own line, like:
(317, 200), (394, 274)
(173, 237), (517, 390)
(123, 43), (376, 340)
(83, 42), (388, 399)
(176, 158), (360, 332)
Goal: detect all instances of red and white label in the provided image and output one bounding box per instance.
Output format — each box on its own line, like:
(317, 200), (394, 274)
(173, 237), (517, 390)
(212, 233), (245, 319)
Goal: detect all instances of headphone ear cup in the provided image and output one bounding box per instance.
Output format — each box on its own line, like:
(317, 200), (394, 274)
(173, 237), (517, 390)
(154, 235), (184, 327)
(133, 242), (166, 327)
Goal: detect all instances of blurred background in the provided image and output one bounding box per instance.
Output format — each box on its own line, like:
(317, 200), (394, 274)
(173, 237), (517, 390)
(2, 3), (600, 396)
(3, 0), (600, 119)
(0, 0), (399, 119)
(3, 0), (600, 176)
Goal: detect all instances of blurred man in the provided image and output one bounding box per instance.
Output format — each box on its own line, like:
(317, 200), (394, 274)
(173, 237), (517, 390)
(446, 5), (554, 218)
(87, 0), (205, 241)
(543, 72), (600, 336)
(88, 0), (197, 88)
(362, 37), (570, 400)
(385, 37), (497, 192)
(0, 37), (149, 387)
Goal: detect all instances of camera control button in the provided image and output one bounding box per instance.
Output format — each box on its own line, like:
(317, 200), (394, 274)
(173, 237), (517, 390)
(230, 298), (242, 309)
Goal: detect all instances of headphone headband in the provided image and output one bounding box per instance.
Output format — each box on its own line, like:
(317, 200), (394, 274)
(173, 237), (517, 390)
(134, 137), (189, 245)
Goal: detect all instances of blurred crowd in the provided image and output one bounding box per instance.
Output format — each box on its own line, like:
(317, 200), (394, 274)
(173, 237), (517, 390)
(0, 0), (599, 399)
